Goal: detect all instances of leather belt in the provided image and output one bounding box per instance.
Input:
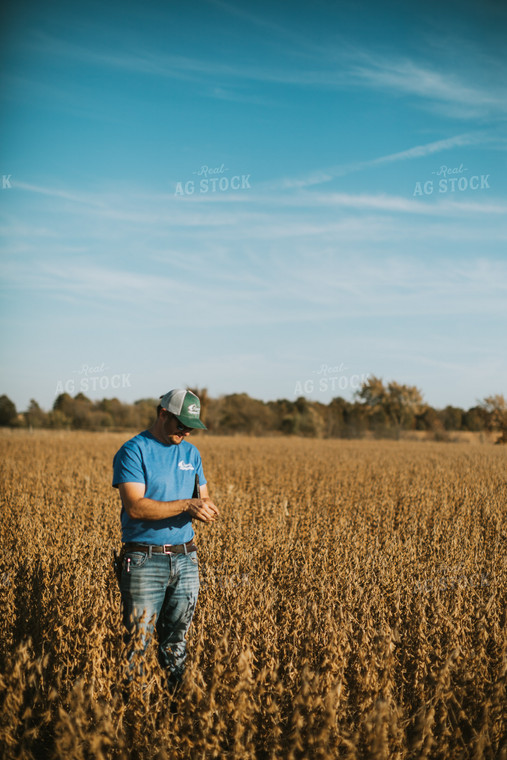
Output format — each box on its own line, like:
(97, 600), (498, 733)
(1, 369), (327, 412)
(123, 540), (197, 555)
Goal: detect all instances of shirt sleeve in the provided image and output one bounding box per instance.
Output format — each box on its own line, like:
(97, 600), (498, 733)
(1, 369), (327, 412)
(112, 443), (146, 487)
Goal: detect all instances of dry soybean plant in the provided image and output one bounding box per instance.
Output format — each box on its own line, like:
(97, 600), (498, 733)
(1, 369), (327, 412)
(0, 430), (506, 759)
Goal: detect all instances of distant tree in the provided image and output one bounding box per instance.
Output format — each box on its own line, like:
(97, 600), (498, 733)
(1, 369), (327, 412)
(343, 402), (369, 438)
(0, 395), (17, 426)
(415, 407), (448, 439)
(25, 399), (48, 428)
(384, 380), (425, 430)
(294, 396), (310, 416)
(356, 375), (386, 408)
(54, 392), (96, 428)
(480, 394), (506, 421)
(53, 393), (73, 412)
(280, 413), (299, 435)
(463, 406), (488, 432)
(325, 397), (351, 438)
(131, 399), (159, 429)
(12, 386), (507, 439)
(72, 394), (94, 429)
(267, 399), (298, 433)
(217, 393), (276, 435)
(89, 411), (114, 429)
(313, 401), (330, 435)
(356, 376), (425, 436)
(298, 405), (325, 437)
(369, 406), (390, 438)
(97, 397), (141, 428)
(48, 409), (72, 429)
(415, 407), (437, 431)
(98, 397), (124, 418)
(440, 405), (464, 431)
(283, 398), (325, 437)
(480, 395), (507, 443)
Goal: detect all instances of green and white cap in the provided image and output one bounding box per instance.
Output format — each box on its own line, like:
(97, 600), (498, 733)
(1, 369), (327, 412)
(160, 389), (207, 429)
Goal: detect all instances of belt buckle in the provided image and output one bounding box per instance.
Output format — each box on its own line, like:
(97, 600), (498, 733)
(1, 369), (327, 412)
(163, 544), (173, 554)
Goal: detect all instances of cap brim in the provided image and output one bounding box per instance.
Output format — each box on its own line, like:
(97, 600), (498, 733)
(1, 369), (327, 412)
(177, 416), (207, 430)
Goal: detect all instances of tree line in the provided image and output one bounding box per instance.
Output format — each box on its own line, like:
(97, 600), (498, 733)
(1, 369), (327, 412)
(0, 378), (505, 441)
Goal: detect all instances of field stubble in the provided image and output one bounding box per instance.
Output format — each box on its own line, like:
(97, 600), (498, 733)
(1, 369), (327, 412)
(0, 430), (505, 759)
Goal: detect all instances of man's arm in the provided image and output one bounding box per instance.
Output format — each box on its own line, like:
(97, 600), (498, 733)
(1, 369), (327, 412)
(118, 482), (219, 523)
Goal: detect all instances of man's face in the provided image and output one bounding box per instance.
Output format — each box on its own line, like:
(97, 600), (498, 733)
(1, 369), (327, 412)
(161, 410), (193, 445)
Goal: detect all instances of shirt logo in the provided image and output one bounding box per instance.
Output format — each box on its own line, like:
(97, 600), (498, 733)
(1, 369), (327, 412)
(178, 460), (195, 471)
(187, 403), (200, 416)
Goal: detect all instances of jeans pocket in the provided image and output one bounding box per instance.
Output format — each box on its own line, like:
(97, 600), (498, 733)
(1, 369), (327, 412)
(187, 551), (198, 566)
(124, 551), (148, 569)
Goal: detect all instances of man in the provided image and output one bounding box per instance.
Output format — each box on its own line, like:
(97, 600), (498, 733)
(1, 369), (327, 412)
(112, 389), (219, 691)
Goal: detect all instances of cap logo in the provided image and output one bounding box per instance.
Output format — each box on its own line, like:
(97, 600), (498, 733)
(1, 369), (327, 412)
(187, 403), (200, 416)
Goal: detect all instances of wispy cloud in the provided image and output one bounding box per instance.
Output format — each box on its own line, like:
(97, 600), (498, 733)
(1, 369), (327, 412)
(4, 253), (505, 326)
(6, 177), (506, 260)
(13, 181), (107, 207)
(24, 31), (347, 89)
(276, 133), (492, 189)
(203, 86), (274, 106)
(203, 0), (324, 59)
(349, 53), (507, 119)
(21, 23), (507, 123)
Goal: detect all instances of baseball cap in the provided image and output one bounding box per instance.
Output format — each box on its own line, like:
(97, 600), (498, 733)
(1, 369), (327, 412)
(159, 389), (207, 429)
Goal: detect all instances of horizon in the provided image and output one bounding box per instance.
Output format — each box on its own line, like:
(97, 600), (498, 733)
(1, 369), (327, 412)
(6, 379), (502, 416)
(1, 0), (506, 412)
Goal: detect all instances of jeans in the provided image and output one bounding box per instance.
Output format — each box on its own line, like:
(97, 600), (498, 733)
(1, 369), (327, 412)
(119, 548), (199, 687)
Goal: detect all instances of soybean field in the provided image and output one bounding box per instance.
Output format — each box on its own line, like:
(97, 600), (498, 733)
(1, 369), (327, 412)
(0, 431), (506, 759)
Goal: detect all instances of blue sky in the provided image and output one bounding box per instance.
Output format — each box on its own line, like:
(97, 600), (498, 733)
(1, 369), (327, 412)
(1, 0), (506, 412)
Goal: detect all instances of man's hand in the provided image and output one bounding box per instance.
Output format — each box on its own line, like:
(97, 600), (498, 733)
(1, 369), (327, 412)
(185, 498), (219, 523)
(118, 482), (220, 522)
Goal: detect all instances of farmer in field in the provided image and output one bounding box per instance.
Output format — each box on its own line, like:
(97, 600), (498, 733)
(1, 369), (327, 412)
(112, 389), (219, 691)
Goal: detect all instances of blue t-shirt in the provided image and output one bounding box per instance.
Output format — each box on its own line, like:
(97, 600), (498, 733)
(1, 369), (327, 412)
(112, 430), (207, 545)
